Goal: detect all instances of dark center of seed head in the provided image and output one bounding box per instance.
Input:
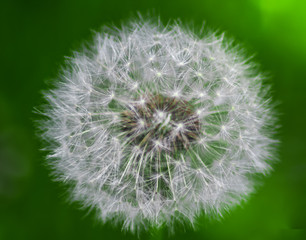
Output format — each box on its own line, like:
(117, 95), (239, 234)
(120, 94), (200, 153)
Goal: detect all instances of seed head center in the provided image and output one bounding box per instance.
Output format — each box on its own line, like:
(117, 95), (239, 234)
(120, 93), (200, 153)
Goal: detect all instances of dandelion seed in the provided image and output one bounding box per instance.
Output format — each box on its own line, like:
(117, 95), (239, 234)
(39, 18), (278, 233)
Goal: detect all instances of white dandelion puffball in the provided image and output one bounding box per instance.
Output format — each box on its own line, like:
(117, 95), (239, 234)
(41, 19), (277, 232)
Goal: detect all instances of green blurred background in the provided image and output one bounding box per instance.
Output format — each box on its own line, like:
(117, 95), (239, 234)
(1, 0), (306, 239)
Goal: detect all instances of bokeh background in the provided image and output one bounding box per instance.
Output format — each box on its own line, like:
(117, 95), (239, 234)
(1, 0), (306, 239)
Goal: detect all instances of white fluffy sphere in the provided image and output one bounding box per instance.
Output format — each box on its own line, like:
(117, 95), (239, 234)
(40, 19), (277, 232)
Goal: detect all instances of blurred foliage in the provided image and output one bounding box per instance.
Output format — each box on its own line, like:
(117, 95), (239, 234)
(0, 0), (306, 239)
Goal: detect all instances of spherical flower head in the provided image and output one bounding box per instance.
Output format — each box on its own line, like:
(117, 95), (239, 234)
(40, 19), (278, 233)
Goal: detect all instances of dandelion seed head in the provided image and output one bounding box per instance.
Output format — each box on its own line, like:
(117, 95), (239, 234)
(40, 18), (278, 233)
